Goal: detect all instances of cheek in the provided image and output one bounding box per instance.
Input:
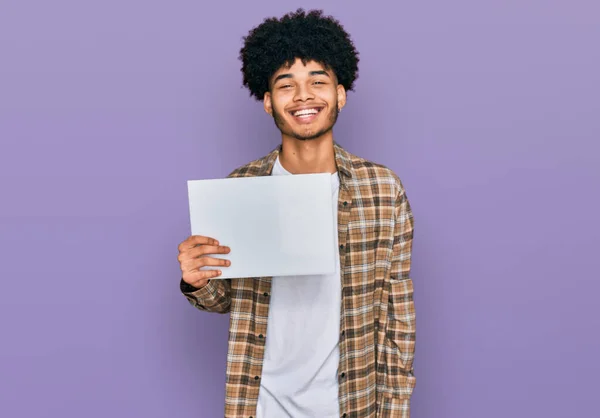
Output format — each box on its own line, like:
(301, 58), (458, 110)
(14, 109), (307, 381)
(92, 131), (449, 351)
(319, 89), (338, 105)
(271, 95), (291, 113)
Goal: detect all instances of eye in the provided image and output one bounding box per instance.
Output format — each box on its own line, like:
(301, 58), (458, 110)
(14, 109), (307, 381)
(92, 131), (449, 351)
(313, 81), (325, 85)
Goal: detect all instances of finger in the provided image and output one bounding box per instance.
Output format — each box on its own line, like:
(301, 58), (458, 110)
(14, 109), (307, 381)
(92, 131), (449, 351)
(181, 255), (230, 273)
(178, 245), (230, 263)
(188, 245), (231, 258)
(194, 256), (231, 270)
(178, 235), (219, 252)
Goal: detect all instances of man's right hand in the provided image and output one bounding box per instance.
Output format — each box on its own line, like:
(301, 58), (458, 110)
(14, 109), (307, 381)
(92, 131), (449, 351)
(178, 235), (231, 290)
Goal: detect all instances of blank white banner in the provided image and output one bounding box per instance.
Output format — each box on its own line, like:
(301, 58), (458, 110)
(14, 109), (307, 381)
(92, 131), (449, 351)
(187, 173), (336, 279)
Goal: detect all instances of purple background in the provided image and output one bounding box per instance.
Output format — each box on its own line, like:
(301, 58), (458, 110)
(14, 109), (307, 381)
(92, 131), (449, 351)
(1, 1), (598, 417)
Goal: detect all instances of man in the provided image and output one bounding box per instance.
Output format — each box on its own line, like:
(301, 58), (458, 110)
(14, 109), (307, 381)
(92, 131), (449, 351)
(177, 9), (416, 418)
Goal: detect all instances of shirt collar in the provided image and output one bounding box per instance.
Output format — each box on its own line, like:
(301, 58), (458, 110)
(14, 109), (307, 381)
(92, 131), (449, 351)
(257, 141), (354, 180)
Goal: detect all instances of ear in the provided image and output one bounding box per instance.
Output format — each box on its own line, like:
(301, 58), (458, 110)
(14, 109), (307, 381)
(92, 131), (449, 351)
(336, 84), (347, 112)
(264, 92), (273, 116)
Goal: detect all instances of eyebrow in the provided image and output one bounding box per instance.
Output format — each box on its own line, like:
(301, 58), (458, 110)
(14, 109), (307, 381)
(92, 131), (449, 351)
(273, 70), (331, 83)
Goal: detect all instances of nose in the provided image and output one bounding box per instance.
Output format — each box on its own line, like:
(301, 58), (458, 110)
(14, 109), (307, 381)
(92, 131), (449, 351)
(293, 84), (314, 102)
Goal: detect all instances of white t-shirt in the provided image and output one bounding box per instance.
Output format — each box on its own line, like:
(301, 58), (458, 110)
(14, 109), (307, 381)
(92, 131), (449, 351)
(256, 156), (342, 418)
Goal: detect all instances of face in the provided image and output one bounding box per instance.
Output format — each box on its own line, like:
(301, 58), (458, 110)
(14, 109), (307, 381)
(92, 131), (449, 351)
(264, 59), (346, 141)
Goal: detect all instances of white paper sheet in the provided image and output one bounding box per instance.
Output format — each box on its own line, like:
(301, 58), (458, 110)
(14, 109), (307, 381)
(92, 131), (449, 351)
(187, 173), (336, 279)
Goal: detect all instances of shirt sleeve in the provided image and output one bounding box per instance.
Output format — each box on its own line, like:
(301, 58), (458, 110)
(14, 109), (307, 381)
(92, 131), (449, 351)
(180, 278), (232, 314)
(387, 182), (416, 377)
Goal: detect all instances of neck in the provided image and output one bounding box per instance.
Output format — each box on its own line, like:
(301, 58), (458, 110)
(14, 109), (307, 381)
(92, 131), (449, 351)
(279, 135), (337, 175)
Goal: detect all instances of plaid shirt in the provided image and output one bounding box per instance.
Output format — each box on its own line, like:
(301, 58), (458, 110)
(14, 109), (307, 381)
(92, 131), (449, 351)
(181, 143), (416, 417)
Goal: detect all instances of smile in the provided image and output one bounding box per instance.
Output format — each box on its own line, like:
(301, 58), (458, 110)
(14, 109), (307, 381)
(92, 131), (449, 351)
(288, 107), (324, 122)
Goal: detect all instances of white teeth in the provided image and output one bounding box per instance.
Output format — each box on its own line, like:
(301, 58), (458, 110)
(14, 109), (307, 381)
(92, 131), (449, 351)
(293, 108), (319, 117)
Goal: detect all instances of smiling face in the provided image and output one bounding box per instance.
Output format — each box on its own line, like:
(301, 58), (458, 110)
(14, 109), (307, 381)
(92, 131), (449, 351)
(264, 58), (346, 141)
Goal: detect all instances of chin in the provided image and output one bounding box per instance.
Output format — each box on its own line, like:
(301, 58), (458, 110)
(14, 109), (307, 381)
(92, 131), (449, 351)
(292, 127), (332, 141)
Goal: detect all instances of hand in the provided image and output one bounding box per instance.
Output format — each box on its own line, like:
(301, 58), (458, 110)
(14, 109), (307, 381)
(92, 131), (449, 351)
(178, 235), (231, 289)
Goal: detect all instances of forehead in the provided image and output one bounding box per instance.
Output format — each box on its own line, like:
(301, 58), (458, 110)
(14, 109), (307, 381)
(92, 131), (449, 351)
(272, 58), (331, 78)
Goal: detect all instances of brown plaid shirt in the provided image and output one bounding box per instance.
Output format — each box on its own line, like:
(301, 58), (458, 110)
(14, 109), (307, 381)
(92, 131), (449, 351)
(181, 143), (416, 417)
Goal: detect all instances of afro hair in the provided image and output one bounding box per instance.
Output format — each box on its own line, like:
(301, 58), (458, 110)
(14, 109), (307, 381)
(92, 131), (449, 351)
(239, 8), (360, 101)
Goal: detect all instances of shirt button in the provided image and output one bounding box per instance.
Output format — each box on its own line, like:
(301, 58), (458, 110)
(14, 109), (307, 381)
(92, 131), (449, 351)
(343, 201), (348, 206)
(339, 244), (344, 250)
(342, 414), (347, 418)
(254, 376), (259, 380)
(259, 334), (264, 339)
(263, 292), (269, 297)
(340, 372), (346, 378)
(341, 330), (345, 336)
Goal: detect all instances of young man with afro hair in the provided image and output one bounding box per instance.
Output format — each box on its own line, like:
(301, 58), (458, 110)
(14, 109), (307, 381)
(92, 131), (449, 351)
(178, 8), (416, 418)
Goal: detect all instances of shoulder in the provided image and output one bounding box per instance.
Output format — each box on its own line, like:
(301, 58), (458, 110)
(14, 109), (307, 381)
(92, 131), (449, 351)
(347, 152), (413, 224)
(347, 151), (406, 198)
(226, 150), (277, 178)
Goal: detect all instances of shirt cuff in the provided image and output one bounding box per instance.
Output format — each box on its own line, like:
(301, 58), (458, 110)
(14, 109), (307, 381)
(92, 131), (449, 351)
(180, 278), (219, 301)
